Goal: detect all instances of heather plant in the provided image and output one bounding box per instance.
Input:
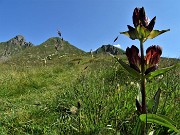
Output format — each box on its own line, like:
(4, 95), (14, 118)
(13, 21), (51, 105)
(113, 7), (180, 135)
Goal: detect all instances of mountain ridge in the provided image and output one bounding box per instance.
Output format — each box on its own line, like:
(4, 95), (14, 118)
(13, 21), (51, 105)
(0, 35), (125, 60)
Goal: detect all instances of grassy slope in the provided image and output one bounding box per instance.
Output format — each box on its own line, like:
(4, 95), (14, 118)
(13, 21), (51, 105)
(0, 45), (179, 134)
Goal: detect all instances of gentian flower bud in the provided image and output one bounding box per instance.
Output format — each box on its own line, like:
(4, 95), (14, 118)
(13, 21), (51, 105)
(145, 45), (162, 74)
(126, 45), (141, 72)
(133, 7), (156, 32)
(121, 7), (164, 41)
(145, 45), (162, 66)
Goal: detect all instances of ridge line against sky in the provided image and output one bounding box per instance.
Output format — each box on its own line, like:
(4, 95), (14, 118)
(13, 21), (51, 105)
(0, 0), (179, 58)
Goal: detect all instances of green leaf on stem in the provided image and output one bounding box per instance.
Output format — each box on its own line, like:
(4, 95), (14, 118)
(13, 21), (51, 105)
(136, 25), (150, 39)
(120, 25), (139, 40)
(147, 88), (161, 114)
(113, 56), (141, 79)
(147, 29), (170, 39)
(120, 31), (137, 40)
(140, 114), (180, 133)
(145, 63), (179, 80)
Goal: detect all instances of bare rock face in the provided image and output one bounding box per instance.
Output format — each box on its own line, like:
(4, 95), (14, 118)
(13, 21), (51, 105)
(15, 35), (25, 42)
(9, 35), (33, 47)
(94, 44), (125, 55)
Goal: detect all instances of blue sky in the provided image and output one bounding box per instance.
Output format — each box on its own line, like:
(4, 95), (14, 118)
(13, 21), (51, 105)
(0, 0), (179, 58)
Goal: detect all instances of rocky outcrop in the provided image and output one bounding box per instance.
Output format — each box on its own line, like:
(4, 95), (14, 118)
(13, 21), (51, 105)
(8, 35), (33, 47)
(94, 44), (125, 55)
(0, 35), (34, 59)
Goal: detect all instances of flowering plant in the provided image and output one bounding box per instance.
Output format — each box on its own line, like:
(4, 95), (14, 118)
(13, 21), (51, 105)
(113, 7), (180, 135)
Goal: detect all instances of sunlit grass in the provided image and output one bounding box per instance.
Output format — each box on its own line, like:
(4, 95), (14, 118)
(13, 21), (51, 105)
(0, 54), (179, 134)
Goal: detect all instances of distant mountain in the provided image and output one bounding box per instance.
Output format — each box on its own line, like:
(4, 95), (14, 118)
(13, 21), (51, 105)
(0, 36), (126, 64)
(38, 37), (85, 55)
(94, 44), (125, 55)
(2, 37), (86, 65)
(0, 35), (33, 61)
(21, 37), (85, 59)
(0, 36), (86, 63)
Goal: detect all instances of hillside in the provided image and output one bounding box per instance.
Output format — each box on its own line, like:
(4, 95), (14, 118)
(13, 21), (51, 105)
(0, 35), (33, 61)
(1, 36), (85, 66)
(0, 35), (34, 63)
(0, 36), (179, 134)
(0, 50), (179, 134)
(0, 36), (126, 66)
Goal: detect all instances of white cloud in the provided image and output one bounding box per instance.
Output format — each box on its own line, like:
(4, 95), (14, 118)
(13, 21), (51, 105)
(113, 44), (121, 48)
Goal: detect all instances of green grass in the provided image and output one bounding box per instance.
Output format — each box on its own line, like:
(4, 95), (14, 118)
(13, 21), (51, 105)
(0, 53), (179, 134)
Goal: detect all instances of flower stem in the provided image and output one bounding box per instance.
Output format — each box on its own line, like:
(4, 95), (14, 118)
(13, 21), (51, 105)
(140, 40), (147, 135)
(140, 40), (146, 114)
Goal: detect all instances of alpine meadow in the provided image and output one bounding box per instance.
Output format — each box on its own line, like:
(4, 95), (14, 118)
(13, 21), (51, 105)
(0, 7), (180, 135)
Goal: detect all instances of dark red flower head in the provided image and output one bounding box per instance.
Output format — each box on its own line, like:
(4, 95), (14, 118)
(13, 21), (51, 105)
(126, 45), (162, 75)
(145, 45), (162, 66)
(126, 45), (141, 72)
(145, 45), (162, 74)
(133, 7), (156, 31)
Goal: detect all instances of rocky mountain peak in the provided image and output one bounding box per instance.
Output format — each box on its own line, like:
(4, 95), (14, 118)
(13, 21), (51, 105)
(7, 35), (33, 47)
(14, 35), (25, 42)
(94, 44), (125, 55)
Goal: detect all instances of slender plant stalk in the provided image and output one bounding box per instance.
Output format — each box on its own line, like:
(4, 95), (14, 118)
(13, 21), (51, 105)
(140, 40), (146, 114)
(140, 40), (147, 135)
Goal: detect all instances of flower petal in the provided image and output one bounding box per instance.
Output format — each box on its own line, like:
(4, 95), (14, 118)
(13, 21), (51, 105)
(139, 7), (149, 27)
(126, 45), (141, 72)
(133, 7), (140, 27)
(145, 45), (162, 67)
